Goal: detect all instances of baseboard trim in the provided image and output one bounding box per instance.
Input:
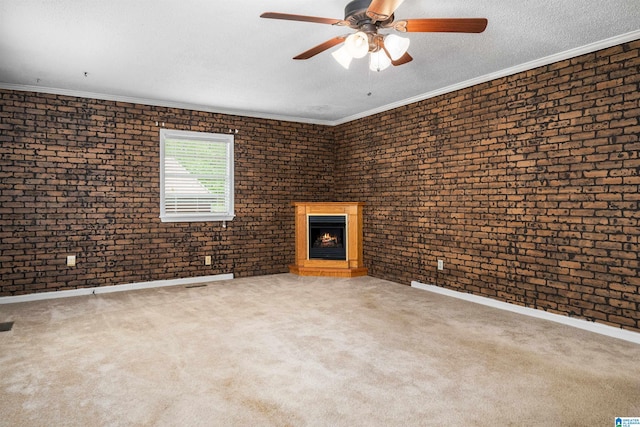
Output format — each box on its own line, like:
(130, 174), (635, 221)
(411, 281), (640, 345)
(0, 273), (234, 304)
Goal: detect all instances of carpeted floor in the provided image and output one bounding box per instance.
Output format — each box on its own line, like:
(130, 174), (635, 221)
(1, 274), (639, 426)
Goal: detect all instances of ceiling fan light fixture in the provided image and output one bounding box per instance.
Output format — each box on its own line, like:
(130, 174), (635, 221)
(369, 49), (392, 72)
(332, 45), (353, 69)
(345, 31), (369, 59)
(384, 34), (410, 60)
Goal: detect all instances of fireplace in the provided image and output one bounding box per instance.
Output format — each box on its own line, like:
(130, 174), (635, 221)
(308, 215), (346, 260)
(290, 202), (367, 277)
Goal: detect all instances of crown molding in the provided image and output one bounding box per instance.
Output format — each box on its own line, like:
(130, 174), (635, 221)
(2, 30), (639, 127)
(332, 30), (640, 126)
(0, 83), (334, 126)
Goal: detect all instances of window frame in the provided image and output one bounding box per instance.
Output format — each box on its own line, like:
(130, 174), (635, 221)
(159, 129), (235, 223)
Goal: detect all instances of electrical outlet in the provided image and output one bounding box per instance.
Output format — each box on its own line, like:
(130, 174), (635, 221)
(67, 255), (76, 267)
(205, 256), (212, 266)
(437, 259), (444, 271)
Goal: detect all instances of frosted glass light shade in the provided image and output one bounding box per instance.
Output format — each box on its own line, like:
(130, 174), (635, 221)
(332, 45), (353, 69)
(345, 32), (369, 59)
(384, 34), (410, 60)
(369, 50), (392, 72)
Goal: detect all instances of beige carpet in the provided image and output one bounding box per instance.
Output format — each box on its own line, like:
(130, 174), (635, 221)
(1, 274), (639, 426)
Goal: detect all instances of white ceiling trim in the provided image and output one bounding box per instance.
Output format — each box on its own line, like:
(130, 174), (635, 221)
(0, 82), (333, 126)
(332, 30), (640, 125)
(2, 30), (638, 128)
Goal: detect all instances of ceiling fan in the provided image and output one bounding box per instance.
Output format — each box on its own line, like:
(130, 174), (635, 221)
(261, 0), (488, 71)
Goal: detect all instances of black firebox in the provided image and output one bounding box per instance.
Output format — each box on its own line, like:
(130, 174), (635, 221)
(308, 215), (346, 260)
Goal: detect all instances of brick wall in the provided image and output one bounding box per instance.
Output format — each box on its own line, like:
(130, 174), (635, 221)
(0, 91), (334, 294)
(1, 40), (638, 332)
(334, 41), (640, 332)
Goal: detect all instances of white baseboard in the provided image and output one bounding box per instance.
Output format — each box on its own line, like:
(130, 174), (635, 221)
(0, 273), (234, 304)
(411, 280), (640, 345)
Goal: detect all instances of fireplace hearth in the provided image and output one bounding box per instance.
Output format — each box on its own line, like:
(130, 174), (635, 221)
(290, 202), (367, 277)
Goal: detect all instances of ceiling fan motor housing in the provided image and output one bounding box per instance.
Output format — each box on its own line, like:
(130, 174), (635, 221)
(344, 0), (394, 29)
(345, 0), (394, 52)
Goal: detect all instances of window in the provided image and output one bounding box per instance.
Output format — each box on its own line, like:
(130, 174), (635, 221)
(160, 129), (234, 222)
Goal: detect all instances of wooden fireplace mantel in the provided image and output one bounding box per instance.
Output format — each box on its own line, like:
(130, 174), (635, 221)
(289, 202), (367, 277)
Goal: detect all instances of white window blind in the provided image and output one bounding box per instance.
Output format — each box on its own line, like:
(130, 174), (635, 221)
(160, 129), (234, 222)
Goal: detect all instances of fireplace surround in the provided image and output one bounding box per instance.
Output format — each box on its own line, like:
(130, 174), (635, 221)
(290, 202), (367, 277)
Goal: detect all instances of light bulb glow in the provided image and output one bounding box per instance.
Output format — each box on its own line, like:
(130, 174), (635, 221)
(331, 45), (353, 69)
(384, 34), (410, 60)
(345, 32), (369, 59)
(369, 50), (392, 72)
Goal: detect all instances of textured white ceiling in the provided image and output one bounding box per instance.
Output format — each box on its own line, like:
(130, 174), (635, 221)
(1, 0), (639, 125)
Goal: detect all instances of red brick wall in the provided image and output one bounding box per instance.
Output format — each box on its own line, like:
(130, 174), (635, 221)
(334, 41), (640, 332)
(0, 91), (334, 294)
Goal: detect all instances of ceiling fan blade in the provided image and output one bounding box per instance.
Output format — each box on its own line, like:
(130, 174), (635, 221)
(260, 12), (347, 26)
(293, 36), (346, 60)
(391, 52), (413, 66)
(395, 18), (488, 33)
(366, 0), (405, 22)
(380, 42), (413, 66)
